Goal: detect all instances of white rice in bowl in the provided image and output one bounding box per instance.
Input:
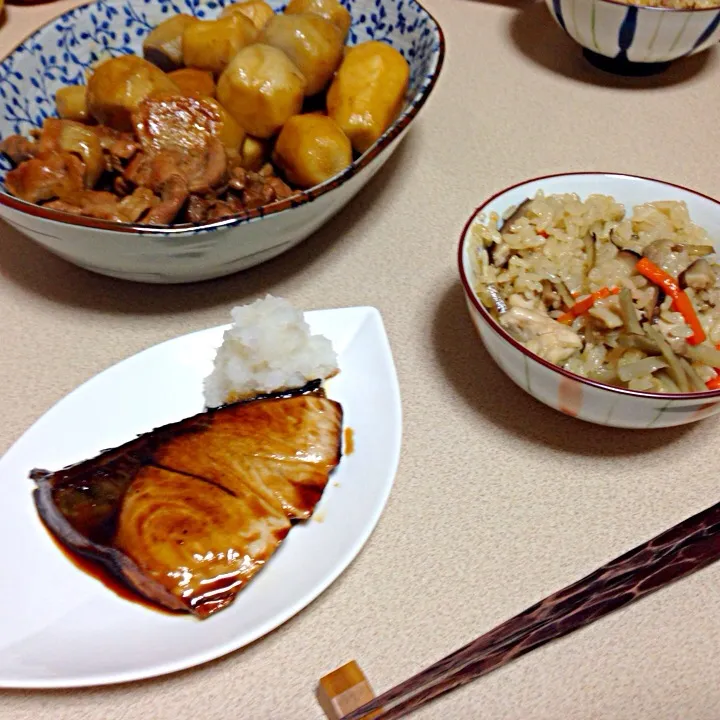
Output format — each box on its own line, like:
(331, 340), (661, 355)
(469, 191), (720, 394)
(204, 295), (339, 408)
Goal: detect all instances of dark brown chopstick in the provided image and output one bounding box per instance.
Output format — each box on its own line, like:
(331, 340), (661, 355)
(342, 501), (720, 719)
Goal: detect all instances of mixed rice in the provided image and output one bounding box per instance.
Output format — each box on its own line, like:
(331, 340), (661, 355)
(469, 192), (720, 393)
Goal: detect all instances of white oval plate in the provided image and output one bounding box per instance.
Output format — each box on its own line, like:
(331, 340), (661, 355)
(0, 306), (401, 688)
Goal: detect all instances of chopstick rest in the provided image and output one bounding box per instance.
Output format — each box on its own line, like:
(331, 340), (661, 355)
(336, 500), (720, 719)
(318, 661), (381, 719)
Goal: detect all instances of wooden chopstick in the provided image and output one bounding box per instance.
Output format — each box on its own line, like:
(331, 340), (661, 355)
(342, 501), (720, 719)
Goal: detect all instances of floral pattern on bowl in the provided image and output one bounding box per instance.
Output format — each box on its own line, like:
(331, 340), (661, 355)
(0, 0), (444, 282)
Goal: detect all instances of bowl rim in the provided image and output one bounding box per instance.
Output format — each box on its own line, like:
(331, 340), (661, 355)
(586, 0), (720, 13)
(0, 0), (446, 236)
(457, 170), (720, 402)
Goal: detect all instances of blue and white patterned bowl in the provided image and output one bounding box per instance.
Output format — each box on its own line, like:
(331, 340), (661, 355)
(0, 0), (444, 283)
(545, 0), (720, 69)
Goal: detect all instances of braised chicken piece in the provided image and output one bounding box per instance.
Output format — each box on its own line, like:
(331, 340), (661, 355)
(207, 196), (245, 220)
(5, 151), (85, 204)
(124, 140), (225, 194)
(124, 95), (229, 218)
(228, 164), (294, 207)
(35, 118), (104, 187)
(143, 174), (190, 225)
(92, 125), (140, 169)
(3, 106), (300, 224)
(45, 187), (157, 223)
(185, 194), (246, 222)
(499, 306), (583, 365)
(0, 134), (38, 164)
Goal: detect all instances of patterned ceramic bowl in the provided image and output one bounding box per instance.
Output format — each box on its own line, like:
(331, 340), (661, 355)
(458, 172), (720, 429)
(544, 0), (720, 73)
(0, 0), (444, 283)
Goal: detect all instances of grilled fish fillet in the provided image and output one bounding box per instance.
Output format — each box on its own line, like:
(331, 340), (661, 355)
(32, 382), (343, 618)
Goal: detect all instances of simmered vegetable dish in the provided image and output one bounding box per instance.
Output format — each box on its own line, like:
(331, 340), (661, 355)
(0, 0), (410, 226)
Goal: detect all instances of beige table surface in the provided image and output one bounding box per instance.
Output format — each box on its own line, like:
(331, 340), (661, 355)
(2, 0), (720, 718)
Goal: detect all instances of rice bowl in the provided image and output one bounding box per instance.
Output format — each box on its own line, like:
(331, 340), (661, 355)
(458, 172), (720, 429)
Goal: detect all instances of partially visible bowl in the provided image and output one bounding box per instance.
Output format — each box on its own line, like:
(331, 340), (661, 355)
(458, 172), (720, 429)
(544, 0), (720, 73)
(0, 0), (444, 284)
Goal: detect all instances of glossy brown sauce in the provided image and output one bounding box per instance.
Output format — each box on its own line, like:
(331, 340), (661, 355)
(36, 384), (339, 617)
(344, 426), (355, 455)
(48, 532), (177, 615)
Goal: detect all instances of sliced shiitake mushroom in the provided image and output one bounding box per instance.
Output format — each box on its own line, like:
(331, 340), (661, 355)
(551, 278), (574, 309)
(643, 286), (665, 323)
(609, 228), (643, 255)
(679, 257), (716, 290)
(499, 197), (532, 234)
(489, 241), (511, 269)
(585, 232), (596, 274)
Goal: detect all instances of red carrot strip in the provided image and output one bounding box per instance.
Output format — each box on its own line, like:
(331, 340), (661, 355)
(705, 343), (720, 390)
(635, 257), (706, 345)
(558, 287), (620, 324)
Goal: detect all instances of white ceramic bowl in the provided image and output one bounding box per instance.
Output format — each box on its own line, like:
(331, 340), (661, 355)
(544, 0), (720, 72)
(458, 172), (720, 429)
(0, 0), (444, 283)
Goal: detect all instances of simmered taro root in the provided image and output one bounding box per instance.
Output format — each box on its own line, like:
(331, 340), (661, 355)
(238, 135), (270, 171)
(87, 56), (180, 132)
(142, 14), (199, 72)
(217, 44), (307, 138)
(273, 114), (351, 188)
(203, 98), (247, 157)
(55, 85), (90, 122)
(327, 40), (409, 153)
(284, 0), (352, 39)
(262, 13), (344, 96)
(220, 0), (275, 30)
(167, 68), (216, 97)
(182, 14), (258, 75)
